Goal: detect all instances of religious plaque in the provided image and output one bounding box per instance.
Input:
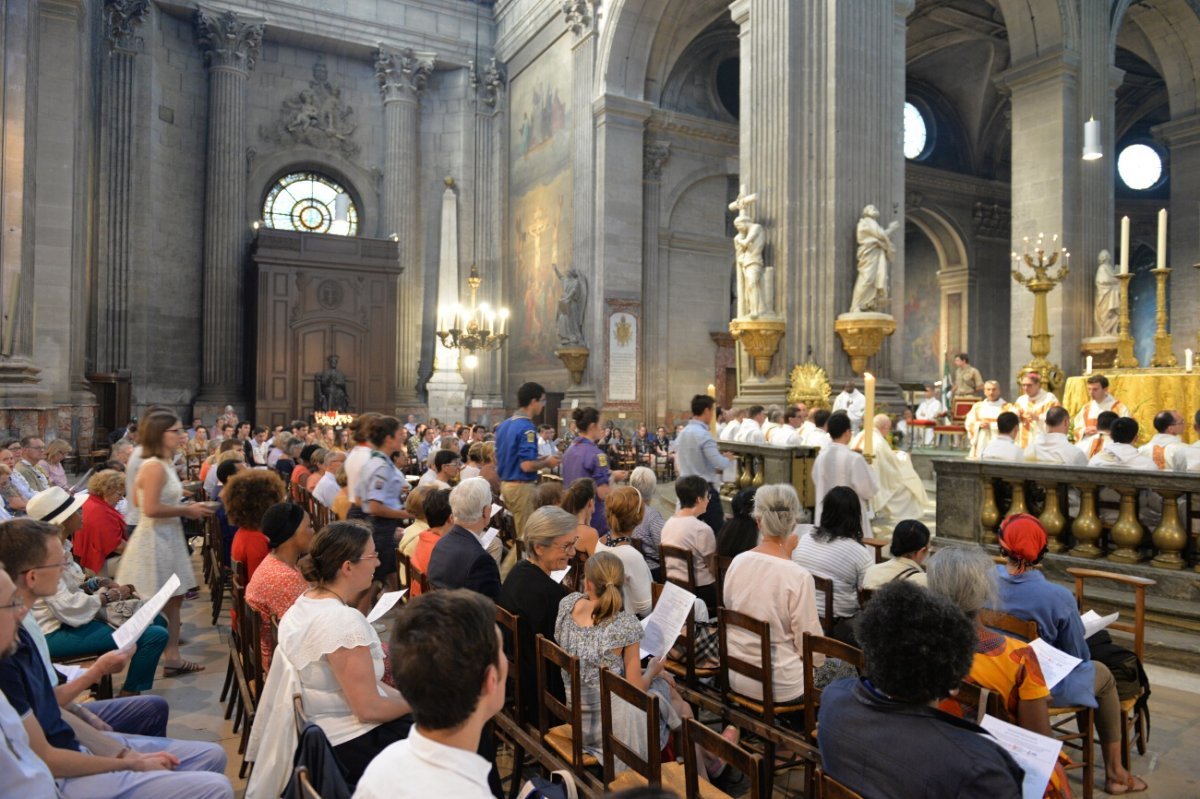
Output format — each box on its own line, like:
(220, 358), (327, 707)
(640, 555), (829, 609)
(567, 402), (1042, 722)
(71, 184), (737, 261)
(606, 305), (639, 403)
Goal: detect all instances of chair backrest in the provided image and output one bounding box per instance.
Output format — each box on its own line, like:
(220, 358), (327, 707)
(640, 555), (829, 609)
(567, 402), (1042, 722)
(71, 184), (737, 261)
(952, 679), (1011, 724)
(494, 604), (522, 723)
(1066, 566), (1155, 660)
(408, 557), (431, 595)
(714, 553), (734, 609)
(819, 769), (866, 799)
(718, 607), (784, 721)
(862, 537), (889, 564)
(856, 587), (875, 607)
(295, 765), (323, 799)
(683, 717), (764, 799)
(810, 574), (836, 635)
(801, 632), (865, 741)
(292, 693), (309, 735)
(395, 547), (412, 593)
(599, 668), (660, 786)
(979, 608), (1038, 641)
(535, 634), (586, 773)
(659, 543), (698, 593)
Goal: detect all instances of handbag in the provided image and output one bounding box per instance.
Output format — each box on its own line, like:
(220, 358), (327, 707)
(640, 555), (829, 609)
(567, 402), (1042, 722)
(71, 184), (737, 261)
(516, 769), (578, 799)
(102, 598), (144, 628)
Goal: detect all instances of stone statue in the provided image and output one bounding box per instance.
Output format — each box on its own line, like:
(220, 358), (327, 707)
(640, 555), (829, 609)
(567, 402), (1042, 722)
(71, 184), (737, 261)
(728, 185), (772, 318)
(315, 354), (350, 412)
(553, 264), (587, 347)
(849, 204), (900, 313)
(1094, 249), (1120, 337)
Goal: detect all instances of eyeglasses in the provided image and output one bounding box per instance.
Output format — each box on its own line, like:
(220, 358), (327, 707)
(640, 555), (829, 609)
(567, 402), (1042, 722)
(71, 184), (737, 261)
(21, 555), (71, 574)
(0, 596), (24, 614)
(556, 537), (579, 553)
(167, 427), (184, 434)
(354, 552), (381, 563)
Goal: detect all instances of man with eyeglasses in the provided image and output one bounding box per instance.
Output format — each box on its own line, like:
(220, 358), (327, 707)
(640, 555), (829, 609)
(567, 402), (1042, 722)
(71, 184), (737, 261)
(15, 438), (49, 494)
(0, 520), (233, 798)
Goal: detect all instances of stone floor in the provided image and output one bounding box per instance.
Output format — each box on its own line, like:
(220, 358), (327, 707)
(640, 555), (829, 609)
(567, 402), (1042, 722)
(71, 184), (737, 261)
(121, 550), (1200, 798)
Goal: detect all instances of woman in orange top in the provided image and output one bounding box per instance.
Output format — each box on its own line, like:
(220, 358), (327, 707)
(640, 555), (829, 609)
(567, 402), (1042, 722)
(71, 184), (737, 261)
(408, 488), (451, 597)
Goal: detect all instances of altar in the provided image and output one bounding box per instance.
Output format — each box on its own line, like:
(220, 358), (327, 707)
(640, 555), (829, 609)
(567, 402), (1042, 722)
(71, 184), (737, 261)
(1062, 371), (1200, 444)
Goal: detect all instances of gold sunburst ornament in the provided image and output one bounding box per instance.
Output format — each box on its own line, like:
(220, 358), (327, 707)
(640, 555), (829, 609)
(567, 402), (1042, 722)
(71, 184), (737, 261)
(614, 315), (632, 346)
(787, 362), (832, 409)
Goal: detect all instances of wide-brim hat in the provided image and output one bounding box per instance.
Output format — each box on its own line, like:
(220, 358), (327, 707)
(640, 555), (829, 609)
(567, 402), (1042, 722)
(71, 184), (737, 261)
(28, 486), (86, 526)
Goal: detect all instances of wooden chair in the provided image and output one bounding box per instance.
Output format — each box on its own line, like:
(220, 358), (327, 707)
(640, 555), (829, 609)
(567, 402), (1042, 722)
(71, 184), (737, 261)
(818, 769), (866, 799)
(408, 558), (431, 596)
(952, 679), (1010, 723)
(229, 570), (258, 777)
(659, 543), (699, 595)
(599, 668), (662, 791)
(683, 717), (766, 799)
(207, 513), (232, 625)
(535, 635), (598, 775)
(294, 764), (323, 799)
(810, 574), (836, 636)
(1066, 566), (1156, 767)
(292, 692), (309, 735)
(862, 536), (889, 564)
(650, 583), (717, 692)
(494, 605), (527, 799)
(395, 546), (412, 594)
(801, 633), (865, 796)
(856, 587), (874, 607)
(714, 554), (734, 609)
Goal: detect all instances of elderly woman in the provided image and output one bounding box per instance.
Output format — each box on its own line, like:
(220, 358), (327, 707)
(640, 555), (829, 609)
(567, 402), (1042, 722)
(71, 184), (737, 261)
(993, 514), (1147, 795)
(76, 469), (128, 576)
(722, 483), (824, 706)
(498, 505), (576, 723)
(225, 469), (287, 581)
(791, 485), (873, 643)
(629, 466), (665, 581)
(279, 522), (412, 783)
(38, 439), (71, 490)
(245, 502), (314, 671)
(927, 544), (1070, 799)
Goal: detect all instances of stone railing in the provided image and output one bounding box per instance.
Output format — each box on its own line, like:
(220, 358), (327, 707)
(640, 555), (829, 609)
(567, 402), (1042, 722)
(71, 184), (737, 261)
(934, 459), (1199, 571)
(717, 442), (820, 509)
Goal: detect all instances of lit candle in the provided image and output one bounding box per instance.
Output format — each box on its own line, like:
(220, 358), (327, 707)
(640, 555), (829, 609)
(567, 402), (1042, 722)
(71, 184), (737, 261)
(863, 373), (875, 459)
(1085, 355), (1093, 375)
(1157, 208), (1167, 270)
(1187, 349), (1194, 373)
(706, 384), (718, 436)
(498, 308), (509, 336)
(1120, 216), (1130, 275)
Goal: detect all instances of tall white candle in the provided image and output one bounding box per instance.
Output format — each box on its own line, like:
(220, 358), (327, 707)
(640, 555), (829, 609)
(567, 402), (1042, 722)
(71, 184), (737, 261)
(1119, 216), (1130, 275)
(1157, 208), (1168, 270)
(1187, 349), (1194, 373)
(1085, 356), (1093, 375)
(863, 373), (876, 459)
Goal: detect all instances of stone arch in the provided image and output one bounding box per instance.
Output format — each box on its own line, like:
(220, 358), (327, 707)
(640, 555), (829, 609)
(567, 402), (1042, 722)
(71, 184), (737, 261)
(246, 147), (379, 237)
(1122, 0), (1200, 116)
(993, 0), (1078, 64)
(903, 206), (970, 380)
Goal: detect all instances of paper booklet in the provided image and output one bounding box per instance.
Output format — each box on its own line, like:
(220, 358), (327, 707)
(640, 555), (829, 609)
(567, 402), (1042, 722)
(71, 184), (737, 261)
(1081, 609), (1119, 639)
(639, 581), (696, 660)
(1027, 638), (1082, 691)
(979, 714), (1063, 799)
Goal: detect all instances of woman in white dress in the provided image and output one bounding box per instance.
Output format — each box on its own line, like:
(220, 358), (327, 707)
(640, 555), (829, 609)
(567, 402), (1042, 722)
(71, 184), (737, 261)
(117, 410), (215, 675)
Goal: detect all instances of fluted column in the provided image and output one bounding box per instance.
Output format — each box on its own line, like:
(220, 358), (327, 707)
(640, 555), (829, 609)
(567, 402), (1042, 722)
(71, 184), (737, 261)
(194, 7), (262, 409)
(642, 142), (670, 422)
(96, 0), (149, 374)
(471, 59), (507, 410)
(377, 46), (434, 408)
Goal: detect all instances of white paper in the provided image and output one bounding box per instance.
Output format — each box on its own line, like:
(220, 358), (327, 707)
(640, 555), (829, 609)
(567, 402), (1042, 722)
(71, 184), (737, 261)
(979, 714), (1063, 799)
(491, 503), (503, 518)
(549, 566), (570, 584)
(1027, 638), (1082, 691)
(639, 581), (696, 659)
(366, 590), (407, 623)
(1081, 609), (1119, 639)
(112, 574), (180, 651)
(479, 528), (500, 550)
(56, 664), (86, 682)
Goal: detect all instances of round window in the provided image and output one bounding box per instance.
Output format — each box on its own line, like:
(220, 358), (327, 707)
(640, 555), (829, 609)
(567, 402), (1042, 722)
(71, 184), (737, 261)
(1117, 144), (1163, 191)
(904, 102), (929, 160)
(263, 172), (358, 236)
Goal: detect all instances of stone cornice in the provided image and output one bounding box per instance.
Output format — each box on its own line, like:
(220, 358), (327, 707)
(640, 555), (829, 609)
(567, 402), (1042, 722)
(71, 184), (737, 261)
(104, 0), (150, 53)
(1152, 112), (1200, 149)
(994, 49), (1080, 96)
(376, 46), (435, 103)
(907, 163), (1010, 203)
(195, 6), (264, 72)
(592, 93), (652, 124)
(647, 109), (738, 147)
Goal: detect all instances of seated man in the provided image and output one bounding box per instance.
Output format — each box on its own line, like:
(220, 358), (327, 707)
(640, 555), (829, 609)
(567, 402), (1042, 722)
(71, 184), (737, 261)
(1089, 417), (1156, 470)
(1138, 410), (1188, 471)
(862, 519), (930, 589)
(1029, 406), (1087, 466)
(981, 411), (1024, 462)
(851, 414), (926, 523)
(354, 590), (505, 798)
(416, 449), (460, 491)
(818, 581), (1023, 797)
(1187, 411), (1200, 472)
(427, 477), (501, 599)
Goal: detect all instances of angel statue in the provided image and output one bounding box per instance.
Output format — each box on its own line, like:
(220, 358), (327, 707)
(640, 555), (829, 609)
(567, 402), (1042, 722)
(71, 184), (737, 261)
(554, 264), (587, 347)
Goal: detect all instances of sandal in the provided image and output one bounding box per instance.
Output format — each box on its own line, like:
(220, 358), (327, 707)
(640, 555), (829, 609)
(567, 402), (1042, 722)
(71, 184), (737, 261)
(162, 660), (205, 677)
(1105, 775), (1148, 795)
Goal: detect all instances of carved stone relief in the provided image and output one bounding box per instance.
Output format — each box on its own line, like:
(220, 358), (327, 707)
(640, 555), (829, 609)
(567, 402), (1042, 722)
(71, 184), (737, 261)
(260, 57), (360, 158)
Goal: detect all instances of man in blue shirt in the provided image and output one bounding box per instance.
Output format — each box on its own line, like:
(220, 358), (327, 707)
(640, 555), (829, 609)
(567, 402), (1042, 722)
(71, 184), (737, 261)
(495, 383), (560, 548)
(673, 394), (731, 534)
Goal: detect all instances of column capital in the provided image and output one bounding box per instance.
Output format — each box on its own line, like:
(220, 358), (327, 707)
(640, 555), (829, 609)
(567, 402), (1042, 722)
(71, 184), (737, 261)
(103, 0), (150, 54)
(728, 0), (750, 28)
(994, 49), (1080, 96)
(195, 6), (264, 73)
(562, 0), (597, 36)
(376, 46), (435, 103)
(1152, 112), (1200, 149)
(469, 58), (506, 109)
(643, 141), (671, 182)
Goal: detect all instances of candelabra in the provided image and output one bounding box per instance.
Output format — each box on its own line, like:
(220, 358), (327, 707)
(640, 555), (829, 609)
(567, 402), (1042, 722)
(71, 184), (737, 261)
(435, 264), (509, 363)
(1150, 266), (1177, 367)
(1011, 233), (1069, 394)
(1113, 272), (1138, 368)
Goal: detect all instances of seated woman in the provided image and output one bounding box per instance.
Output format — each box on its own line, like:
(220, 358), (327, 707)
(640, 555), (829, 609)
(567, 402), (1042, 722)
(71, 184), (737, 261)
(660, 475), (719, 613)
(38, 439), (71, 490)
(722, 483), (823, 707)
(225, 469), (287, 581)
(560, 478), (601, 557)
(716, 488), (759, 559)
(477, 441), (501, 495)
(408, 489), (451, 597)
(245, 502), (314, 671)
(277, 521), (413, 784)
(993, 514), (1147, 795)
(862, 518), (930, 589)
(394, 486), (431, 563)
(498, 504), (575, 724)
(27, 487), (168, 695)
(593, 486), (654, 618)
(927, 544), (1071, 799)
(76, 469), (128, 577)
(628, 466), (665, 582)
(791, 485), (873, 643)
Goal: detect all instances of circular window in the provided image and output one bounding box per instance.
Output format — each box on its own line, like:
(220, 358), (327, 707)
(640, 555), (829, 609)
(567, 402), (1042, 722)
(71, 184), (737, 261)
(1117, 144), (1164, 191)
(263, 172), (358, 236)
(904, 102), (929, 160)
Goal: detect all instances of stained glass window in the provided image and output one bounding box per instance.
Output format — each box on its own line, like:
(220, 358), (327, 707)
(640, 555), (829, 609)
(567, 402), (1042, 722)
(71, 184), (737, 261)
(262, 172), (358, 236)
(1117, 144), (1163, 191)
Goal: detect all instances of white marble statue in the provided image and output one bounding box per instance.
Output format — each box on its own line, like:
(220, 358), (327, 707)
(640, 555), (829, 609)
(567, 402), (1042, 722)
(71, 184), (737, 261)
(1094, 249), (1120, 337)
(728, 185), (772, 318)
(849, 204), (900, 313)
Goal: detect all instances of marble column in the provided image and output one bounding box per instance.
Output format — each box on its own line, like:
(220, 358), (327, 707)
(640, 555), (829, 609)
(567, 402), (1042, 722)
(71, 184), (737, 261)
(730, 0), (912, 399)
(194, 7), (263, 413)
(96, 0), (149, 375)
(1153, 112), (1200, 349)
(377, 46), (434, 410)
(471, 59), (507, 413)
(642, 141), (670, 422)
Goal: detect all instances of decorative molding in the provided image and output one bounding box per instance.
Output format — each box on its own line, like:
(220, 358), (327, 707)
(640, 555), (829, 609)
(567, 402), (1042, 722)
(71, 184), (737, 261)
(972, 202), (1011, 239)
(195, 7), (264, 72)
(260, 57), (360, 158)
(469, 58), (506, 108)
(643, 141), (671, 181)
(562, 0), (595, 36)
(103, 0), (149, 53)
(375, 46), (434, 102)
(647, 109), (738, 147)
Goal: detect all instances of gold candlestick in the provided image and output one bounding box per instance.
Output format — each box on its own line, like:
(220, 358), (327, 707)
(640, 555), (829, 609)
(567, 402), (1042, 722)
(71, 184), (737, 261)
(1150, 267), (1177, 367)
(1114, 272), (1138, 369)
(1011, 234), (1068, 395)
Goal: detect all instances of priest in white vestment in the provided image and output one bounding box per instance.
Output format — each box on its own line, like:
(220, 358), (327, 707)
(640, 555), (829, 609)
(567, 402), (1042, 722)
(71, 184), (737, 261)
(1029, 407), (1087, 466)
(719, 409), (744, 442)
(735, 405), (766, 444)
(1090, 417), (1161, 524)
(1184, 411), (1200, 472)
(813, 411), (878, 537)
(801, 409), (833, 449)
(965, 381), (1009, 460)
(1138, 410), (1189, 471)
(772, 405), (806, 446)
(914, 384), (945, 447)
(1012, 371), (1060, 449)
(851, 415), (926, 524)
(832, 381), (866, 432)
(981, 412), (1025, 462)
(1072, 374), (1128, 458)
(761, 407), (783, 445)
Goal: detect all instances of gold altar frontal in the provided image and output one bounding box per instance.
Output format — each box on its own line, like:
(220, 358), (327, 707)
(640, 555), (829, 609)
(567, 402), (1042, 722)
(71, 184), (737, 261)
(1063, 371), (1200, 444)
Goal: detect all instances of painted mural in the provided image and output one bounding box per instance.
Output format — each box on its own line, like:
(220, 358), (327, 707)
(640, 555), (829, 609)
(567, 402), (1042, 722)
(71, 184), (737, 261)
(902, 230), (941, 381)
(509, 35), (574, 373)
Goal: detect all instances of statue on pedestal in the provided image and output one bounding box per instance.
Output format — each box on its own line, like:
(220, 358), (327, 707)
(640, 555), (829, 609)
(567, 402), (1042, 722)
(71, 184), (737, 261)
(728, 185), (773, 319)
(849, 205), (900, 313)
(1094, 249), (1120, 337)
(315, 355), (349, 412)
(553, 264), (587, 347)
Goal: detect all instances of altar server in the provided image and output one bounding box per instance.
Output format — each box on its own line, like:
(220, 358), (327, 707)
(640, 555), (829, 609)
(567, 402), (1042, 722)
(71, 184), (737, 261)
(1072, 375), (1127, 458)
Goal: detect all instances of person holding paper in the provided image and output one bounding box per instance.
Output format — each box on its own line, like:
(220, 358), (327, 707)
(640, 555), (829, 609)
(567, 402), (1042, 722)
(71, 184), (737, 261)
(927, 545), (1071, 799)
(408, 489), (452, 598)
(993, 515), (1148, 795)
(244, 502), (313, 671)
(427, 478), (501, 600)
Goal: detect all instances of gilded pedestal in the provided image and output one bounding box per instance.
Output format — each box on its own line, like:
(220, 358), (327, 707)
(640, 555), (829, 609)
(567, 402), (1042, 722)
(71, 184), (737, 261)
(554, 347), (589, 385)
(729, 318), (786, 378)
(833, 313), (896, 375)
(1080, 337), (1118, 370)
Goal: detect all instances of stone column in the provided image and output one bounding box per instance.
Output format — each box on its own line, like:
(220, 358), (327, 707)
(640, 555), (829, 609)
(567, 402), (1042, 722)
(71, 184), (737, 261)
(1153, 113), (1200, 349)
(96, 0), (149, 375)
(471, 59), (507, 414)
(642, 141), (670, 422)
(194, 7), (263, 415)
(377, 46), (434, 410)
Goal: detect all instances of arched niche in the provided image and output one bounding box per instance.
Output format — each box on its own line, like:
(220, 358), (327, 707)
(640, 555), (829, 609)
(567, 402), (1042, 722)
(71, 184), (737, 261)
(904, 206), (970, 382)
